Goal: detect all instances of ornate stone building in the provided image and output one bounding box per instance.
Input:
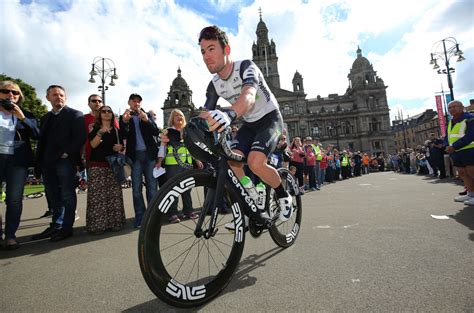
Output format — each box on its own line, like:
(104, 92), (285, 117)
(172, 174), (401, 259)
(252, 14), (394, 155)
(392, 109), (440, 151)
(163, 15), (395, 155)
(161, 67), (197, 126)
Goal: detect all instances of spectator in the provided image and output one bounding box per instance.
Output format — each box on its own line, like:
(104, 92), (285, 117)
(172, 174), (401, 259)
(160, 109), (202, 223)
(377, 153), (386, 172)
(84, 94), (104, 164)
(362, 152), (370, 174)
(319, 152), (328, 187)
(353, 151), (362, 176)
(334, 151), (341, 180)
(272, 134), (288, 169)
(446, 100), (474, 205)
(86, 106), (126, 234)
(340, 150), (351, 179)
(311, 138), (323, 189)
(325, 147), (335, 183)
(289, 137), (305, 193)
(0, 80), (40, 249)
(304, 143), (316, 191)
(428, 133), (446, 178)
(32, 85), (86, 242)
(120, 93), (160, 228)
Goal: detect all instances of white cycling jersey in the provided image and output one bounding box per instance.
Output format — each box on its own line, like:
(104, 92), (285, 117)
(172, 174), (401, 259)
(204, 60), (279, 123)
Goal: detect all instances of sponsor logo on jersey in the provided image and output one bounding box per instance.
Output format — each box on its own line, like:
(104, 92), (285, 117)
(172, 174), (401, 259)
(258, 81), (271, 102)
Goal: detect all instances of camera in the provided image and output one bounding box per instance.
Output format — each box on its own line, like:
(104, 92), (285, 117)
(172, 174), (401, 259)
(130, 109), (140, 116)
(0, 98), (14, 111)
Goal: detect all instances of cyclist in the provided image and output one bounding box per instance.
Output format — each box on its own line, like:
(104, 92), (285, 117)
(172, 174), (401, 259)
(198, 25), (292, 222)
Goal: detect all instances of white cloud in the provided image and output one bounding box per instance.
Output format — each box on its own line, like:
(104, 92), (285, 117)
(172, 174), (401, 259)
(0, 0), (472, 130)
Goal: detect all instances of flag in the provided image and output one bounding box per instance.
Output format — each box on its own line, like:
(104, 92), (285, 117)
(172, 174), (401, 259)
(435, 95), (446, 137)
(445, 94), (453, 104)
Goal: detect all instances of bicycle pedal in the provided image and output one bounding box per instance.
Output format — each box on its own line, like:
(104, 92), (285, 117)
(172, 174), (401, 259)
(249, 219), (265, 238)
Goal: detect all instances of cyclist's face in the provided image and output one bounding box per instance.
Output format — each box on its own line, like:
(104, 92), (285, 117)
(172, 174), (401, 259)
(200, 39), (226, 74)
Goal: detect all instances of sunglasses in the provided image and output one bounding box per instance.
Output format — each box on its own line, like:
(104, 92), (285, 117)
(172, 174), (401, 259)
(100, 109), (113, 114)
(90, 99), (102, 103)
(0, 89), (20, 96)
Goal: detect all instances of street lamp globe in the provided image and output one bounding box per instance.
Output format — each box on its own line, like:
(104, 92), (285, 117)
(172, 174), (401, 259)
(87, 57), (118, 105)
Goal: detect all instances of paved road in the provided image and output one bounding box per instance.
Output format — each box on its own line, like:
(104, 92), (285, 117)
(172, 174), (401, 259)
(1, 171), (473, 312)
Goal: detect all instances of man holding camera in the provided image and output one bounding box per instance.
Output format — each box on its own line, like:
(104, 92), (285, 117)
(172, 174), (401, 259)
(119, 93), (160, 228)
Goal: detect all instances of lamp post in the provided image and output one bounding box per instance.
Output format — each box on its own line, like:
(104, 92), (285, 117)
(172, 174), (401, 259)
(430, 37), (465, 102)
(88, 57), (118, 105)
(328, 121), (340, 149)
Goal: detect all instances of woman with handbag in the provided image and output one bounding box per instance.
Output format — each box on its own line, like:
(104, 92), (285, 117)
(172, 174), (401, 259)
(87, 106), (126, 234)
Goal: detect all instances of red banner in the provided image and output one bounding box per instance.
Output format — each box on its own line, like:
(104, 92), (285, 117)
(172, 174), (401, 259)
(435, 95), (446, 137)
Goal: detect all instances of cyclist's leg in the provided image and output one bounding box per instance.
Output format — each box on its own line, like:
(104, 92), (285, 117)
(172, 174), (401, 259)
(247, 151), (281, 188)
(246, 111), (293, 221)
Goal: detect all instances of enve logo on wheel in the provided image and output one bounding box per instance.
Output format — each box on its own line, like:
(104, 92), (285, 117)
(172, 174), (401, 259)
(158, 177), (196, 214)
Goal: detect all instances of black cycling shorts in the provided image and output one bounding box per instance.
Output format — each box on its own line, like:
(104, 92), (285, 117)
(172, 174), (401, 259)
(231, 110), (284, 157)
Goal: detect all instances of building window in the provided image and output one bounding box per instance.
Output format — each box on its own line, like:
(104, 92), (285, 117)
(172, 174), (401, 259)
(298, 105), (304, 114)
(372, 141), (381, 150)
(369, 117), (381, 132)
(283, 104), (293, 116)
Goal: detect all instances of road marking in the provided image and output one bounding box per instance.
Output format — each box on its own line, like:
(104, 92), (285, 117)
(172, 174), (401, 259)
(343, 223), (359, 228)
(359, 183), (372, 186)
(352, 279), (360, 283)
(430, 215), (450, 220)
(316, 225), (331, 228)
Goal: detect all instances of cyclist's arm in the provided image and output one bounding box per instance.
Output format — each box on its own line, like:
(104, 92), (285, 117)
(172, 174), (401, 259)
(203, 81), (219, 110)
(229, 60), (260, 118)
(230, 85), (257, 118)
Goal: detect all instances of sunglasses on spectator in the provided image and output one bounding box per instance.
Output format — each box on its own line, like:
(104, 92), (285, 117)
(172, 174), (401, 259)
(90, 99), (102, 103)
(100, 109), (113, 113)
(0, 89), (20, 96)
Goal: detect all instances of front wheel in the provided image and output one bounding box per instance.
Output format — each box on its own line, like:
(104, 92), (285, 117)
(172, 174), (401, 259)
(268, 168), (302, 248)
(138, 169), (245, 308)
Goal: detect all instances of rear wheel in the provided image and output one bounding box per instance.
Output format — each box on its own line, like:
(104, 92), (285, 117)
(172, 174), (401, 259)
(268, 168), (302, 248)
(138, 169), (246, 308)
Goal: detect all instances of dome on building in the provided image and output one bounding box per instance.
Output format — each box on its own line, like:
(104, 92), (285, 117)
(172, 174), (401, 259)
(351, 46), (371, 72)
(171, 67), (189, 90)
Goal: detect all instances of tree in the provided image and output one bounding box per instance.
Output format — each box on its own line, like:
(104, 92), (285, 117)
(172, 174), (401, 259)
(1, 74), (48, 119)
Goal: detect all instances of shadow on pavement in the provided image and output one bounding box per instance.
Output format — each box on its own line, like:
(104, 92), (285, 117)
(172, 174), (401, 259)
(449, 206), (474, 241)
(423, 176), (464, 186)
(0, 217), (139, 259)
(122, 246), (284, 312)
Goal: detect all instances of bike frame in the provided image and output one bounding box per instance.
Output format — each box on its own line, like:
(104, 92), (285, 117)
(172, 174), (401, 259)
(193, 155), (269, 239)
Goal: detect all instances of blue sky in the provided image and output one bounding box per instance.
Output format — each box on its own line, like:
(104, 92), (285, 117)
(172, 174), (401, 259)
(1, 0), (473, 127)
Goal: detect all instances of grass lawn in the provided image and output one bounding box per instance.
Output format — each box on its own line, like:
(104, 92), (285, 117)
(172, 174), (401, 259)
(23, 184), (45, 196)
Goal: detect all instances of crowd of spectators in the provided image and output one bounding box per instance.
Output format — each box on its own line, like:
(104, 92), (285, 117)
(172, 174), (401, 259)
(273, 134), (390, 194)
(1, 78), (472, 250)
(0, 81), (205, 249)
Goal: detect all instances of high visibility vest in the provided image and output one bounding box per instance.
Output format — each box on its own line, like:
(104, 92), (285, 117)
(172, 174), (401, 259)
(341, 155), (349, 166)
(447, 119), (474, 151)
(164, 144), (193, 165)
(312, 144), (323, 161)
